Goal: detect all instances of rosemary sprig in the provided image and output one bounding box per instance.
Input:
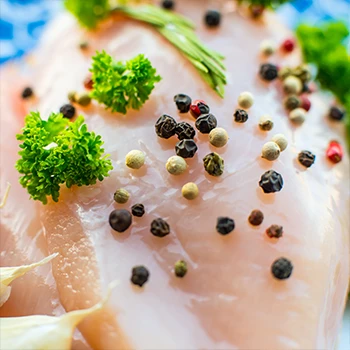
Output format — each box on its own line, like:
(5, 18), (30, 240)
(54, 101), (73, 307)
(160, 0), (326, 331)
(112, 5), (227, 97)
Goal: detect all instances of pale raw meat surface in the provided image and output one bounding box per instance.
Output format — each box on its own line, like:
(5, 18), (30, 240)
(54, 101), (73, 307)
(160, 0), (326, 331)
(0, 1), (349, 349)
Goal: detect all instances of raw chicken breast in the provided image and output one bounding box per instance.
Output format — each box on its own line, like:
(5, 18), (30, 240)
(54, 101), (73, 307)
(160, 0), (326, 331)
(0, 1), (349, 349)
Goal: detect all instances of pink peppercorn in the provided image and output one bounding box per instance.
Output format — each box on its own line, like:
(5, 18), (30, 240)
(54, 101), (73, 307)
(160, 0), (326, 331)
(190, 99), (210, 118)
(84, 74), (93, 90)
(326, 141), (343, 164)
(281, 38), (295, 53)
(300, 95), (311, 111)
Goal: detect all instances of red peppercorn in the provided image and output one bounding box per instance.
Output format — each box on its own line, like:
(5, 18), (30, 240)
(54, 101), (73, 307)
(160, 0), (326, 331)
(300, 95), (311, 111)
(84, 74), (93, 90)
(326, 141), (343, 164)
(281, 38), (295, 53)
(190, 100), (210, 118)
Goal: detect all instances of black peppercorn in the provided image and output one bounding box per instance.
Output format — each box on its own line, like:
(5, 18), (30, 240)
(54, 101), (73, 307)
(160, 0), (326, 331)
(195, 113), (217, 134)
(271, 257), (293, 280)
(266, 225), (283, 238)
(151, 218), (170, 237)
(259, 63), (278, 81)
(233, 109), (249, 123)
(60, 104), (76, 119)
(174, 94), (191, 113)
(248, 210), (264, 226)
(131, 266), (149, 287)
(204, 10), (221, 27)
(162, 0), (174, 9)
(203, 152), (224, 176)
(328, 106), (345, 121)
(298, 150), (315, 168)
(131, 204), (145, 217)
(259, 170), (283, 193)
(109, 209), (132, 232)
(216, 217), (235, 235)
(174, 260), (187, 277)
(175, 122), (196, 140)
(155, 114), (177, 139)
(21, 87), (33, 99)
(175, 139), (198, 158)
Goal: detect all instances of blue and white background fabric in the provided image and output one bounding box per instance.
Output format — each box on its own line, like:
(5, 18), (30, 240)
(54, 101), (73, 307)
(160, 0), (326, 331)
(0, 0), (349, 64)
(0, 0), (349, 347)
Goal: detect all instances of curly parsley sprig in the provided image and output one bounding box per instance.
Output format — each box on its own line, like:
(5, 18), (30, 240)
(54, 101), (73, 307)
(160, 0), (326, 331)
(296, 22), (350, 149)
(64, 1), (227, 97)
(90, 51), (161, 114)
(16, 112), (112, 204)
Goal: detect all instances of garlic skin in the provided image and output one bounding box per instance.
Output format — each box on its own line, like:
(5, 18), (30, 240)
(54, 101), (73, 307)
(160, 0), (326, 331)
(0, 282), (116, 350)
(0, 253), (58, 307)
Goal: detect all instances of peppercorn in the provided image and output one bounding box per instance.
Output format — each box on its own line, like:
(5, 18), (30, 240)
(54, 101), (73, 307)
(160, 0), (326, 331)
(21, 87), (33, 99)
(249, 4), (265, 18)
(174, 260), (187, 277)
(79, 40), (89, 50)
(131, 203), (145, 217)
(281, 38), (295, 53)
(259, 170), (283, 194)
(293, 64), (312, 83)
(68, 91), (77, 103)
(175, 122), (196, 140)
(328, 106), (345, 121)
(259, 63), (278, 81)
(131, 266), (149, 287)
(59, 104), (76, 119)
(258, 115), (274, 131)
(261, 141), (280, 161)
(234, 109), (249, 123)
(326, 141), (343, 164)
(271, 134), (288, 152)
(151, 218), (170, 237)
(271, 257), (293, 280)
(113, 188), (130, 204)
(76, 92), (91, 106)
(175, 139), (198, 158)
(298, 150), (315, 168)
(195, 113), (217, 134)
(289, 108), (306, 125)
(300, 95), (311, 111)
(125, 150), (146, 169)
(238, 92), (254, 109)
(260, 39), (276, 56)
(248, 210), (264, 226)
(278, 66), (293, 81)
(283, 76), (303, 95)
(155, 114), (177, 139)
(166, 155), (187, 175)
(190, 100), (210, 118)
(109, 209), (132, 232)
(182, 182), (199, 200)
(162, 0), (174, 10)
(266, 225), (283, 238)
(283, 95), (300, 111)
(84, 75), (93, 90)
(216, 217), (235, 235)
(204, 10), (221, 27)
(174, 94), (191, 113)
(209, 127), (228, 148)
(203, 152), (224, 177)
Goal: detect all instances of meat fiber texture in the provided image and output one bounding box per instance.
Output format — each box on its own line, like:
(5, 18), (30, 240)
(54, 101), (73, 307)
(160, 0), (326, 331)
(0, 1), (349, 349)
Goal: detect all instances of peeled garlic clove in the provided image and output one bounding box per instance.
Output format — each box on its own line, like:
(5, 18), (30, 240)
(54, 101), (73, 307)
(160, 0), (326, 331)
(0, 253), (58, 307)
(0, 282), (116, 350)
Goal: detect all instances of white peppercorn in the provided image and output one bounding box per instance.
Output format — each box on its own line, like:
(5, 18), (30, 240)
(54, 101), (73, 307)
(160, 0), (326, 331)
(283, 76), (303, 95)
(182, 182), (199, 200)
(238, 92), (254, 109)
(166, 156), (187, 175)
(271, 134), (288, 152)
(289, 108), (306, 125)
(258, 115), (274, 131)
(125, 150), (146, 169)
(261, 141), (280, 161)
(209, 128), (229, 148)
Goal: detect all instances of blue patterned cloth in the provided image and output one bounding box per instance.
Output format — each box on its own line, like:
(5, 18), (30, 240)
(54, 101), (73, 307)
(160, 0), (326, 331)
(0, 0), (349, 65)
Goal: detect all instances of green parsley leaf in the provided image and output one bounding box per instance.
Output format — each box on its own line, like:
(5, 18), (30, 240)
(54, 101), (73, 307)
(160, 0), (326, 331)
(64, 0), (109, 29)
(16, 112), (113, 204)
(238, 0), (291, 8)
(296, 22), (350, 149)
(90, 51), (161, 114)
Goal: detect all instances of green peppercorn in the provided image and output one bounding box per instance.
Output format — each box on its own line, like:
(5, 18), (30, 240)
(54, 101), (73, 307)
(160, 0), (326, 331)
(79, 40), (89, 50)
(68, 91), (77, 103)
(113, 188), (130, 204)
(174, 260), (187, 277)
(283, 95), (301, 111)
(203, 152), (224, 177)
(76, 92), (91, 106)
